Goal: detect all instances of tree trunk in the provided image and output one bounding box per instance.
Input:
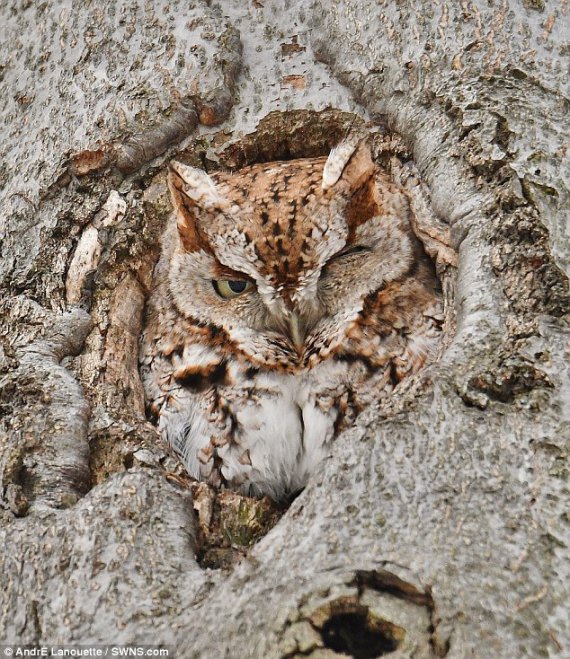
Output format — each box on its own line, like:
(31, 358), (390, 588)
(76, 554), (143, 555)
(1, 1), (568, 657)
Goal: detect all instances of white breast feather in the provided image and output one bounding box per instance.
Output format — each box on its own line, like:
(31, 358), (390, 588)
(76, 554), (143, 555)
(160, 361), (351, 500)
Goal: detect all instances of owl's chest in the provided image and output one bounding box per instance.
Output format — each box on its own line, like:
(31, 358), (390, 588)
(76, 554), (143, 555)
(174, 358), (361, 500)
(225, 358), (361, 429)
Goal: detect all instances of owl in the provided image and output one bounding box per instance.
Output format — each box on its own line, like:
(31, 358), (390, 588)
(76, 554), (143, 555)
(140, 139), (442, 502)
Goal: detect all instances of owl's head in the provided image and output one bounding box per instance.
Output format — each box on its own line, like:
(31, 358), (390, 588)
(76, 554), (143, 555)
(167, 140), (415, 369)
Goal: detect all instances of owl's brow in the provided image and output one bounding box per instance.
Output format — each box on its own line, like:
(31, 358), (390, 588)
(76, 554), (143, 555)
(213, 261), (254, 282)
(300, 197), (348, 264)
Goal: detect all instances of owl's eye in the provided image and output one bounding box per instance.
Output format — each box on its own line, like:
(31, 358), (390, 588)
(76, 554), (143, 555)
(335, 245), (369, 259)
(213, 279), (254, 299)
(326, 245), (370, 266)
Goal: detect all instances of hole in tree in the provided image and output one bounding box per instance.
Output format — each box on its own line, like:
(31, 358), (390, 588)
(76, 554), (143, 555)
(321, 611), (402, 658)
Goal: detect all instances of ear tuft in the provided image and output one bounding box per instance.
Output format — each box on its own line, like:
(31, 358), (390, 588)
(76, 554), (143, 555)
(168, 162), (222, 253)
(169, 161), (222, 209)
(321, 138), (375, 192)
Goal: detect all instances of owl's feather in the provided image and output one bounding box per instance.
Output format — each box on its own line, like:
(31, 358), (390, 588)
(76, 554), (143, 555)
(140, 141), (443, 501)
(322, 138), (374, 192)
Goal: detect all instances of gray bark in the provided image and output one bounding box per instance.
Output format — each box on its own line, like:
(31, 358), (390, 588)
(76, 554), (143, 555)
(1, 1), (568, 657)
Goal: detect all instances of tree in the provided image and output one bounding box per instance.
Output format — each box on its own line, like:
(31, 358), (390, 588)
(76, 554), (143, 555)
(1, 1), (567, 656)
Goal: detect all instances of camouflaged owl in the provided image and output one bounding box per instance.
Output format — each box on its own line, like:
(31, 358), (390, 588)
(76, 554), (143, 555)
(140, 140), (442, 501)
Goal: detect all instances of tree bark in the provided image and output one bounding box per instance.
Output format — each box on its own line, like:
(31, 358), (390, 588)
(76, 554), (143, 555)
(1, 1), (568, 657)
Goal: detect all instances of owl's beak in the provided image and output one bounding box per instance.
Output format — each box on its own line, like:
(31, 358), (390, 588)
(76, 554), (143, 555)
(287, 312), (305, 353)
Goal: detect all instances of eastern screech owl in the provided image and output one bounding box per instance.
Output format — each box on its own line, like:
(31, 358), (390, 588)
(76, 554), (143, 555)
(140, 140), (442, 501)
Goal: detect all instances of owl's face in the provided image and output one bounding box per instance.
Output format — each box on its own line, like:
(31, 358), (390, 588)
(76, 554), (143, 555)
(167, 141), (415, 370)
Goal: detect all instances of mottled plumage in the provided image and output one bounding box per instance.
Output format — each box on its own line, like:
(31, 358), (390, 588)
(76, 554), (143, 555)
(140, 140), (442, 501)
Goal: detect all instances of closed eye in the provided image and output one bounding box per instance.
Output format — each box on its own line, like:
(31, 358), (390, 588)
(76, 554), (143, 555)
(329, 245), (370, 262)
